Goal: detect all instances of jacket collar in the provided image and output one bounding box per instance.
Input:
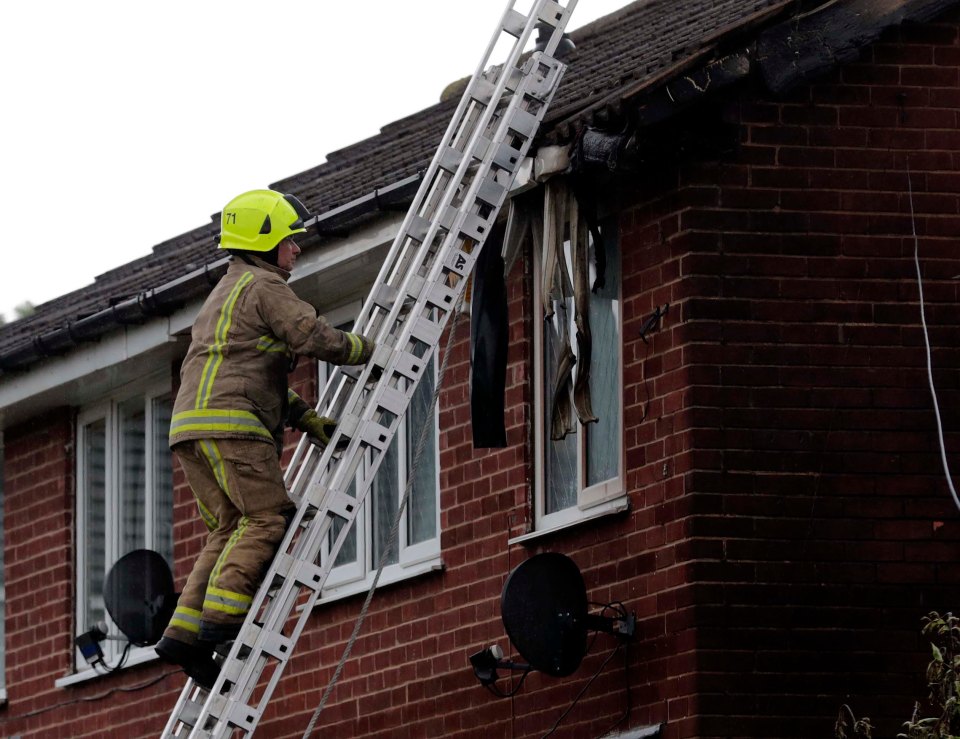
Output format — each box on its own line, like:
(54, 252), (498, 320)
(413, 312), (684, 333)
(230, 253), (291, 282)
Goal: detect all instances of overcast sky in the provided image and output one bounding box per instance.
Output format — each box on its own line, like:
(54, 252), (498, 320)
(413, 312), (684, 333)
(0, 0), (626, 323)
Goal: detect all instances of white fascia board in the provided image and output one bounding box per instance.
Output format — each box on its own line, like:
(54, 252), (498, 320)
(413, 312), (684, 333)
(293, 212), (403, 284)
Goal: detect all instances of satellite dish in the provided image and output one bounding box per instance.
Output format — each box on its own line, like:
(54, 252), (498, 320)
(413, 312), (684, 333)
(104, 549), (176, 646)
(500, 552), (589, 677)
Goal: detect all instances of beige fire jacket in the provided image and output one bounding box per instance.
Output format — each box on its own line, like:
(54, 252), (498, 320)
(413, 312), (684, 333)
(169, 255), (371, 449)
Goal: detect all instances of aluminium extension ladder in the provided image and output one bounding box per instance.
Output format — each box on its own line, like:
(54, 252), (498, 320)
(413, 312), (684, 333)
(161, 1), (576, 735)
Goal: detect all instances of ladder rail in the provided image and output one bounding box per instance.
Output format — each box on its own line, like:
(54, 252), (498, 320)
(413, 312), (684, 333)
(215, 48), (568, 731)
(162, 1), (577, 735)
(284, 0), (574, 489)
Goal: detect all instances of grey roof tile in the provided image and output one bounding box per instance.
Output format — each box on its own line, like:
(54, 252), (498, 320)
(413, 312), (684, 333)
(0, 0), (800, 363)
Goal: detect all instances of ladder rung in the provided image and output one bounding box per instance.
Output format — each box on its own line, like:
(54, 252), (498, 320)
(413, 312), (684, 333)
(359, 419), (393, 452)
(225, 700), (261, 734)
(505, 66), (523, 94)
(443, 248), (473, 278)
(324, 488), (359, 520)
(438, 205), (459, 232)
(410, 316), (443, 348)
(406, 214), (434, 244)
(476, 176), (508, 208)
(284, 555), (328, 590)
(371, 282), (399, 311)
(260, 630), (295, 661)
(502, 9), (527, 37)
(392, 351), (428, 383)
(493, 142), (523, 172)
(220, 651), (247, 683)
(374, 384), (408, 418)
(439, 147), (462, 174)
(177, 701), (201, 728)
(469, 78), (495, 106)
(472, 135), (493, 162)
(538, 1), (567, 26)
(424, 280), (458, 311)
(459, 212), (492, 242)
(509, 108), (540, 140)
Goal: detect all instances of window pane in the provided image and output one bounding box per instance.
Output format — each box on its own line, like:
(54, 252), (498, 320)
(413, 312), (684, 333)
(407, 360), (437, 546)
(119, 397), (146, 556)
(327, 319), (360, 569)
(152, 396), (174, 567)
(83, 419), (107, 630)
(544, 301), (577, 513)
(586, 230), (621, 486)
(372, 436), (400, 566)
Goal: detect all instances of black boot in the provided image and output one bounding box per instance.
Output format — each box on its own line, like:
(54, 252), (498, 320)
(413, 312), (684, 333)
(155, 636), (220, 690)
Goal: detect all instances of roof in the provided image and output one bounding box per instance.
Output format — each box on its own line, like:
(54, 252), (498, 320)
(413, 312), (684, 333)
(0, 0), (946, 371)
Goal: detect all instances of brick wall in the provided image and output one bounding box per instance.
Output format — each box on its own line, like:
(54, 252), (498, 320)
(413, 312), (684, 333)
(4, 11), (960, 739)
(4, 410), (75, 727)
(0, 410), (181, 738)
(673, 15), (960, 737)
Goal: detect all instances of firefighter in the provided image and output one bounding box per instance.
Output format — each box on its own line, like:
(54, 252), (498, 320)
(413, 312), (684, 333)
(155, 189), (374, 688)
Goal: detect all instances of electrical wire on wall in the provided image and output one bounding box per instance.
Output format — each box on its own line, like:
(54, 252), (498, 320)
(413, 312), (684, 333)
(301, 292), (466, 739)
(540, 601), (633, 739)
(907, 166), (960, 513)
(0, 669), (180, 723)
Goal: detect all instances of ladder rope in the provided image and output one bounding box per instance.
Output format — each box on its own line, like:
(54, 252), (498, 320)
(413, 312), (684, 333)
(302, 290), (467, 738)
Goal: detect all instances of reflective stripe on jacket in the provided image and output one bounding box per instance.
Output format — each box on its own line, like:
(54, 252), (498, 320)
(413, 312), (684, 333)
(170, 255), (368, 448)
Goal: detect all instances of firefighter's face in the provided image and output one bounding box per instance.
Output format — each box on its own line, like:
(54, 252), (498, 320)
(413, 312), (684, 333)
(278, 237), (301, 271)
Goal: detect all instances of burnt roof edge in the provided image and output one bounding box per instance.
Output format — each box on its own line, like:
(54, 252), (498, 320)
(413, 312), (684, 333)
(552, 0), (960, 139)
(757, 0), (960, 93)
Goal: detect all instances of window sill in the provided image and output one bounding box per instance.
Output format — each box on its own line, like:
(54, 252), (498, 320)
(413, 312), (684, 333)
(55, 647), (159, 688)
(58, 561), (445, 687)
(508, 496), (630, 546)
(312, 557), (444, 609)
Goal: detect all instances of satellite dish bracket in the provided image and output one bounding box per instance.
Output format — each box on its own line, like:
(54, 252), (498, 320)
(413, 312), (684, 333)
(585, 612), (636, 639)
(470, 644), (530, 686)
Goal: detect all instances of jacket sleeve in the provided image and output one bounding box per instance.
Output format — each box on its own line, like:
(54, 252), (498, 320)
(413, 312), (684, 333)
(286, 388), (313, 429)
(254, 276), (374, 365)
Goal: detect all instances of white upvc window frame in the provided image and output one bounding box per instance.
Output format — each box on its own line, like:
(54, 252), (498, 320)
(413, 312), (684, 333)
(530, 220), (626, 535)
(73, 373), (173, 672)
(310, 303), (442, 603)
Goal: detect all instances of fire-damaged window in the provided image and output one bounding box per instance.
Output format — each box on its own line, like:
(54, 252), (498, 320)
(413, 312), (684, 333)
(75, 378), (173, 668)
(316, 308), (441, 601)
(532, 182), (625, 531)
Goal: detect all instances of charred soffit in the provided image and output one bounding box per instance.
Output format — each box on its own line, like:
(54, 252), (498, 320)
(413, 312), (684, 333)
(563, 0), (959, 175)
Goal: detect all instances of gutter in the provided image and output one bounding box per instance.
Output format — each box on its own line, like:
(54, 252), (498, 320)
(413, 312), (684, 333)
(0, 172), (424, 375)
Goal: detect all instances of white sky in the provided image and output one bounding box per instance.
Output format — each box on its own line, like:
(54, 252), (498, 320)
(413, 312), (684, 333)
(0, 0), (626, 323)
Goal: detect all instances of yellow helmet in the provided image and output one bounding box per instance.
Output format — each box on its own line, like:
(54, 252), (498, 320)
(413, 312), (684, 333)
(218, 189), (311, 253)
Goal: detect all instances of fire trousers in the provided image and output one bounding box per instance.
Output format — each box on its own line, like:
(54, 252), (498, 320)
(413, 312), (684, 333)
(164, 438), (294, 645)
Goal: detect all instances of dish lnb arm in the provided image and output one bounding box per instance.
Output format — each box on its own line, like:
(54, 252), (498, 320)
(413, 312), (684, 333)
(585, 611), (636, 639)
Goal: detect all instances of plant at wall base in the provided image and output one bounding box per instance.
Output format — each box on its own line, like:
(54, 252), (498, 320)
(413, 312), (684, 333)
(835, 612), (960, 739)
(897, 612), (960, 738)
(836, 704), (874, 738)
